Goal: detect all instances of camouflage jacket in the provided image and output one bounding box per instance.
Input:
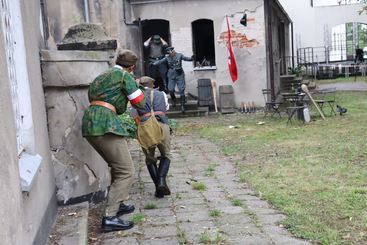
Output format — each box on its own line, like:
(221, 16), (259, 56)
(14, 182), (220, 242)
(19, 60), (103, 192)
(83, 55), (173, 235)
(82, 65), (145, 137)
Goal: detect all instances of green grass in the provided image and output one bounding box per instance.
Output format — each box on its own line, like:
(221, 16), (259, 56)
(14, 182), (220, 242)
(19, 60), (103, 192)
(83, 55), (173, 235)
(199, 231), (225, 244)
(209, 209), (222, 217)
(204, 164), (218, 177)
(178, 91), (367, 244)
(130, 213), (145, 224)
(231, 199), (243, 207)
(192, 182), (207, 191)
(144, 203), (157, 209)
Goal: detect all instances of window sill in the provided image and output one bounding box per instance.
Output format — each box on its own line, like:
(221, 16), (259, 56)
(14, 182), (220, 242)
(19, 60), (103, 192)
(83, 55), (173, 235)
(193, 66), (217, 71)
(18, 153), (42, 192)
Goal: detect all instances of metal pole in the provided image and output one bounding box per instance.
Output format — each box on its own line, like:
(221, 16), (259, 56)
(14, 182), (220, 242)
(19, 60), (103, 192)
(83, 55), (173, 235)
(83, 0), (90, 23)
(291, 22), (294, 68)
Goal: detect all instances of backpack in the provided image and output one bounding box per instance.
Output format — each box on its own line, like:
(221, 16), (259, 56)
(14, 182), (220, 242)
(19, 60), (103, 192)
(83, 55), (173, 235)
(137, 90), (164, 149)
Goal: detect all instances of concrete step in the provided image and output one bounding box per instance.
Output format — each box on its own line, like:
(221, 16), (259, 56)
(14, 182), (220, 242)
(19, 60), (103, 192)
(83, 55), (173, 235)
(47, 202), (89, 245)
(168, 100), (199, 111)
(167, 107), (209, 118)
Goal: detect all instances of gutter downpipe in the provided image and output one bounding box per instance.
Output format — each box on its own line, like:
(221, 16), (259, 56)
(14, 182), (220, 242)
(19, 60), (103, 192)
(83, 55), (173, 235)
(83, 0), (90, 23)
(266, 0), (275, 100)
(291, 22), (298, 68)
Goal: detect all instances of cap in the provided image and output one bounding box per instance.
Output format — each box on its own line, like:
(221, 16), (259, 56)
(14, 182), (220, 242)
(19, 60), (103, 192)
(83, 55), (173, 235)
(152, 35), (161, 43)
(139, 76), (155, 88)
(165, 46), (174, 53)
(115, 49), (138, 67)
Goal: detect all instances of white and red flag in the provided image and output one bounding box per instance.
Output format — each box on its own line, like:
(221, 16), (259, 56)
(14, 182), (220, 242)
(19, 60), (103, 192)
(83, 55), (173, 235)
(226, 15), (238, 82)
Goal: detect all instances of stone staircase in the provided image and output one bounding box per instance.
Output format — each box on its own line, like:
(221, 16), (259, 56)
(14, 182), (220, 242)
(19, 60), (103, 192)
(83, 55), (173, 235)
(166, 93), (210, 118)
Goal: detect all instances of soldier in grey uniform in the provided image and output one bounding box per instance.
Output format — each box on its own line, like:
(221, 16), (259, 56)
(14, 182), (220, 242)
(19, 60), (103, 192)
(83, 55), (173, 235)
(144, 35), (168, 92)
(153, 47), (193, 113)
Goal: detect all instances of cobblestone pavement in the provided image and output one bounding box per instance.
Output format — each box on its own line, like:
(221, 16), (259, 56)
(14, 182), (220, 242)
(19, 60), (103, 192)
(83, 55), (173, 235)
(96, 134), (310, 245)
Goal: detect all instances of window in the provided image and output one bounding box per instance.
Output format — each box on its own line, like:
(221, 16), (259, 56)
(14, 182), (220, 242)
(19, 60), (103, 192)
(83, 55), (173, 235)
(192, 19), (216, 69)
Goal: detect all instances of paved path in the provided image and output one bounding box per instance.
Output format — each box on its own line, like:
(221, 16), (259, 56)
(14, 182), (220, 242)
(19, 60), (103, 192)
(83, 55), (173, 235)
(317, 82), (367, 91)
(93, 135), (310, 245)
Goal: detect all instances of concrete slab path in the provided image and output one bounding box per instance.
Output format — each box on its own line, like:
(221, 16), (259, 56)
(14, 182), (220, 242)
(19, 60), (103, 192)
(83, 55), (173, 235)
(90, 134), (310, 245)
(317, 81), (367, 91)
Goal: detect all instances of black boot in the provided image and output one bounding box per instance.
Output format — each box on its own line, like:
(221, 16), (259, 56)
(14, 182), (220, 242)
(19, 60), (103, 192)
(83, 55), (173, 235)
(147, 163), (164, 198)
(180, 95), (186, 113)
(170, 92), (176, 107)
(157, 158), (171, 195)
(116, 203), (135, 216)
(101, 216), (134, 232)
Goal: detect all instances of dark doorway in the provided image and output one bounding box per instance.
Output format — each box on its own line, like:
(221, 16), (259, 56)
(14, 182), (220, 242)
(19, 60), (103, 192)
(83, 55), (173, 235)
(192, 19), (216, 67)
(140, 19), (170, 91)
(141, 19), (170, 69)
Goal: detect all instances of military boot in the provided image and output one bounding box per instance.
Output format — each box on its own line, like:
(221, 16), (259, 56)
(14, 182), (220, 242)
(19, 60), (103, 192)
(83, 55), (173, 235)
(170, 92), (176, 107)
(180, 95), (186, 113)
(157, 158), (171, 195)
(147, 163), (164, 198)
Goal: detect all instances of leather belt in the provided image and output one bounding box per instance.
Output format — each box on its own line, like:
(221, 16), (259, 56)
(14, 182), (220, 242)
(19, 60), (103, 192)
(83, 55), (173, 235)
(142, 111), (166, 117)
(90, 101), (116, 113)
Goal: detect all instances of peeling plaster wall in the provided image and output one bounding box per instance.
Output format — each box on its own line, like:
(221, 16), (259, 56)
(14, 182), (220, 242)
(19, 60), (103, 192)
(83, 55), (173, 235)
(131, 0), (267, 107)
(42, 50), (112, 203)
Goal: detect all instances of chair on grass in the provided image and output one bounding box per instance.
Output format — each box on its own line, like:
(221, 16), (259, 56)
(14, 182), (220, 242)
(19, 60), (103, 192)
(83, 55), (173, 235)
(282, 92), (306, 124)
(311, 87), (337, 116)
(262, 89), (283, 118)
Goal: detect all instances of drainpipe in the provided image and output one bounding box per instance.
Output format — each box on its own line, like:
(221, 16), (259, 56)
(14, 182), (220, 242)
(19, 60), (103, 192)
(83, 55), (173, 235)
(291, 22), (294, 68)
(83, 0), (90, 23)
(266, 0), (275, 100)
(40, 0), (49, 48)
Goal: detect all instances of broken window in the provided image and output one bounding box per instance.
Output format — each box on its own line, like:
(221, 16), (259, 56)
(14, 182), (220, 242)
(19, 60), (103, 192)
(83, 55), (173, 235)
(192, 19), (216, 68)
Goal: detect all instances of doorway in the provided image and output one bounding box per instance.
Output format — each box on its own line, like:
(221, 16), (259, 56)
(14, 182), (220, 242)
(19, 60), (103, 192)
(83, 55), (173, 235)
(140, 19), (170, 73)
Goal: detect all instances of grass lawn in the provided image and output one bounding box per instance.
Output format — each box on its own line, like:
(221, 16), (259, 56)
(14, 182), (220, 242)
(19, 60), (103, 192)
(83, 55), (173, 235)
(177, 91), (367, 244)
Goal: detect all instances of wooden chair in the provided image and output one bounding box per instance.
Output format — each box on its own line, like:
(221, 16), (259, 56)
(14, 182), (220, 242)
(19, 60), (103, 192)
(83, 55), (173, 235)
(262, 89), (283, 118)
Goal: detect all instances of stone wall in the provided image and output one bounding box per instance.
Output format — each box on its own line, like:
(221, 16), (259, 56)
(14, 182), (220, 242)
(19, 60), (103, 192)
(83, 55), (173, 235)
(42, 50), (114, 203)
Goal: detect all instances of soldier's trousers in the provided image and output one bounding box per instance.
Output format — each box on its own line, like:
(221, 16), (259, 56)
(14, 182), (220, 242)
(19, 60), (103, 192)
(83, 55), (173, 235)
(168, 74), (185, 96)
(86, 134), (135, 217)
(142, 123), (171, 165)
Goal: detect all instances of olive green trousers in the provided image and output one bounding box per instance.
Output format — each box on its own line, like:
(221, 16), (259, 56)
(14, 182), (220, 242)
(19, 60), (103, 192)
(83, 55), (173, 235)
(86, 134), (135, 217)
(142, 123), (171, 164)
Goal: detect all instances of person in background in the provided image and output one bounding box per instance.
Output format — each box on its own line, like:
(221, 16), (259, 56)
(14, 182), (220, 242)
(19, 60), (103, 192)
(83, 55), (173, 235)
(82, 49), (145, 232)
(153, 47), (193, 113)
(131, 76), (171, 198)
(144, 35), (169, 92)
